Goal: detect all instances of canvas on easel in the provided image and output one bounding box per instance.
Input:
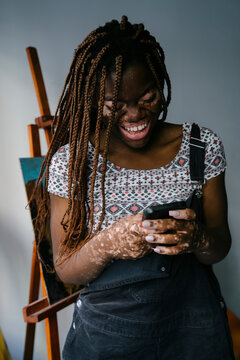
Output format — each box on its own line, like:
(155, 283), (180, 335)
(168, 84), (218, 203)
(20, 157), (81, 304)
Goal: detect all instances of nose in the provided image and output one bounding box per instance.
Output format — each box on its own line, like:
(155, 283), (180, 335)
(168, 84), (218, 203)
(123, 104), (144, 121)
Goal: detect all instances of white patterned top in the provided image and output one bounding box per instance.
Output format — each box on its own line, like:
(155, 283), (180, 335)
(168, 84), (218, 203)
(48, 123), (226, 231)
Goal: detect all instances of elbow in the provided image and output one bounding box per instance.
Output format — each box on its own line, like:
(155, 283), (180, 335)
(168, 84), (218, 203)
(54, 262), (73, 284)
(217, 226), (232, 262)
(221, 232), (232, 260)
(54, 258), (86, 285)
(195, 227), (232, 265)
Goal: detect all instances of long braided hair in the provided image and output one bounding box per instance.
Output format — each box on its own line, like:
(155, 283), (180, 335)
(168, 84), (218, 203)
(34, 15), (171, 265)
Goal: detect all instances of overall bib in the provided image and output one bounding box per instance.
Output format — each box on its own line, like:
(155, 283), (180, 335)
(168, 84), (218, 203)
(62, 124), (234, 360)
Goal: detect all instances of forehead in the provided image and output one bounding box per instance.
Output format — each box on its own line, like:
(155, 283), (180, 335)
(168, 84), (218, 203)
(105, 62), (156, 101)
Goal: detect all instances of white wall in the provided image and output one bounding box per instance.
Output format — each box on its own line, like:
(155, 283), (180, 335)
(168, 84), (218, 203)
(0, 0), (239, 359)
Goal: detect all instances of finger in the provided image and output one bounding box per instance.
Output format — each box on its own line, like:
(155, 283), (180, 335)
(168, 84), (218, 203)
(142, 218), (188, 233)
(142, 218), (176, 230)
(145, 233), (186, 244)
(169, 208), (196, 220)
(153, 242), (191, 255)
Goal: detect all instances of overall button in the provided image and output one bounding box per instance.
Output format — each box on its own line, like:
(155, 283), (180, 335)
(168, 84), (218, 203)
(161, 267), (166, 272)
(77, 299), (82, 308)
(220, 301), (225, 309)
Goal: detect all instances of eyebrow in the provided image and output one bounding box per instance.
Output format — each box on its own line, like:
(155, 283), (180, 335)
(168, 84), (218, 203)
(104, 82), (156, 102)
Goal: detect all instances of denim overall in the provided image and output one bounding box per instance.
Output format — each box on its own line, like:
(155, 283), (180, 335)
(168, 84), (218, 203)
(63, 124), (234, 360)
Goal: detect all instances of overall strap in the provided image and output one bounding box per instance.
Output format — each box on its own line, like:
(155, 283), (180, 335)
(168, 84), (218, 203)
(190, 123), (205, 183)
(187, 123), (206, 220)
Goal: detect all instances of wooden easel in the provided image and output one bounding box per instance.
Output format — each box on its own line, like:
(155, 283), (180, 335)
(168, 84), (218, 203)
(22, 47), (81, 360)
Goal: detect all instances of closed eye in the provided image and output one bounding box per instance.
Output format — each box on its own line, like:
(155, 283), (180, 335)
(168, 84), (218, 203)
(105, 104), (123, 111)
(139, 91), (157, 104)
(142, 94), (156, 103)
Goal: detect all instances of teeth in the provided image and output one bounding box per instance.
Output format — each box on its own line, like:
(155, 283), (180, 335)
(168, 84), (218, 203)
(124, 122), (148, 132)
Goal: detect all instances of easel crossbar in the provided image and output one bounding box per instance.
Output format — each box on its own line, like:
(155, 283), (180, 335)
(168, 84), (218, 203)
(23, 290), (82, 323)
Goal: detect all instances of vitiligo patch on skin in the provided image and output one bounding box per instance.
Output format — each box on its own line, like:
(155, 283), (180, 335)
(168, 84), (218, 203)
(144, 214), (211, 256)
(85, 210), (211, 270)
(86, 213), (152, 266)
(59, 210), (211, 285)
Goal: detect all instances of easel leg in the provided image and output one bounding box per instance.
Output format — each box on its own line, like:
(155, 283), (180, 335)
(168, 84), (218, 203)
(40, 267), (61, 359)
(45, 314), (61, 360)
(23, 323), (36, 360)
(23, 241), (40, 360)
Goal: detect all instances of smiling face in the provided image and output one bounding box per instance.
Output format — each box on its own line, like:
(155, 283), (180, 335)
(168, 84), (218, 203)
(102, 62), (162, 149)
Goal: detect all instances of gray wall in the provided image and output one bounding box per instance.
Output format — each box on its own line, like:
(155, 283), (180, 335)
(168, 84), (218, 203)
(0, 0), (239, 359)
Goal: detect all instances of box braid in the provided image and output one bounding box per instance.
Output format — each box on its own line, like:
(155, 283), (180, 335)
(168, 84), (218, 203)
(34, 15), (171, 265)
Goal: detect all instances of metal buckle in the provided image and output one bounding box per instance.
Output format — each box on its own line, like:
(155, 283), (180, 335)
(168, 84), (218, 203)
(190, 137), (205, 150)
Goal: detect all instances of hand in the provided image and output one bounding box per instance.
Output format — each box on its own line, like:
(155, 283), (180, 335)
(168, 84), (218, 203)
(105, 213), (152, 260)
(142, 208), (210, 255)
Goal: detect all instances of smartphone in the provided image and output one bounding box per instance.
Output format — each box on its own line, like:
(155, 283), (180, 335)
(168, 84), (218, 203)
(142, 201), (186, 220)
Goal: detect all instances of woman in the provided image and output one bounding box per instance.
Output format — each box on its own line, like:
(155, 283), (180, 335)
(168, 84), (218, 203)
(36, 15), (234, 359)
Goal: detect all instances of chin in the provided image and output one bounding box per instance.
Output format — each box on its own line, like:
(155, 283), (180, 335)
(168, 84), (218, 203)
(121, 131), (152, 150)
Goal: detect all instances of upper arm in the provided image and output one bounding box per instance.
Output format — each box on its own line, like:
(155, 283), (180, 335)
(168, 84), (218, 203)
(49, 193), (69, 264)
(47, 144), (70, 263)
(201, 126), (229, 230)
(202, 172), (230, 232)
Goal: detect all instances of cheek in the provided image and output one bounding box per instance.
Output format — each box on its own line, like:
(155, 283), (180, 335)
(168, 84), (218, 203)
(141, 93), (162, 114)
(103, 106), (123, 125)
(143, 100), (162, 114)
(103, 105), (111, 117)
(150, 93), (162, 110)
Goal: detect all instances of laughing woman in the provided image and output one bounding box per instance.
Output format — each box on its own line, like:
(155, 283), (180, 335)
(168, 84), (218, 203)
(35, 16), (234, 360)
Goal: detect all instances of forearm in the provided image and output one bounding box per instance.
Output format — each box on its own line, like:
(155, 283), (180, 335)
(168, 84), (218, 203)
(53, 213), (151, 284)
(193, 224), (231, 265)
(54, 229), (112, 285)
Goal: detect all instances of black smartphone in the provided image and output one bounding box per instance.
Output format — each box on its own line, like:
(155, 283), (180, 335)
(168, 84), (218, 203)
(142, 201), (186, 220)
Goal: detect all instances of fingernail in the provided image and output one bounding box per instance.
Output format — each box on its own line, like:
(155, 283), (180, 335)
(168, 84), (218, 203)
(169, 210), (180, 216)
(142, 220), (151, 227)
(153, 248), (161, 253)
(146, 235), (155, 242)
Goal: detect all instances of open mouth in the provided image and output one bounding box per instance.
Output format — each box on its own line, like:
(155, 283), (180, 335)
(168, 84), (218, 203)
(120, 120), (151, 141)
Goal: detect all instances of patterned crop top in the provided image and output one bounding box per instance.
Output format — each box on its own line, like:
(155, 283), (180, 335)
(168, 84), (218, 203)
(48, 123), (226, 232)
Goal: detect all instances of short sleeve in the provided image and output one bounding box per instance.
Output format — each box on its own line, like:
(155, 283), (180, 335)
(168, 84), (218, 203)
(201, 127), (227, 180)
(47, 144), (69, 198)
